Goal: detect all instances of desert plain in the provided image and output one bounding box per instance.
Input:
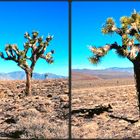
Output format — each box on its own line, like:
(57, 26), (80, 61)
(0, 79), (69, 139)
(72, 69), (140, 139)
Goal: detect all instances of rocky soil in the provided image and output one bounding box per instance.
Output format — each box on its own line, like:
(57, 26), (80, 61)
(0, 79), (69, 139)
(72, 79), (140, 139)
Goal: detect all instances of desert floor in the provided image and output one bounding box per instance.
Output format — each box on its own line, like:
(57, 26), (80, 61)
(0, 79), (69, 139)
(72, 78), (140, 139)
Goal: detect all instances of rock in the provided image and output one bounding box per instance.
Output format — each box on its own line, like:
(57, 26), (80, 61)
(60, 102), (69, 108)
(34, 96), (39, 99)
(4, 117), (17, 124)
(45, 100), (52, 106)
(17, 84), (25, 89)
(19, 108), (39, 118)
(17, 92), (25, 98)
(35, 103), (47, 112)
(73, 99), (81, 104)
(47, 94), (52, 98)
(0, 91), (6, 98)
(64, 90), (69, 94)
(7, 91), (15, 97)
(52, 96), (59, 100)
(60, 95), (69, 102)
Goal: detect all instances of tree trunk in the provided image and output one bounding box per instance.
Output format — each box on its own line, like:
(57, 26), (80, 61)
(25, 70), (31, 96)
(133, 62), (140, 115)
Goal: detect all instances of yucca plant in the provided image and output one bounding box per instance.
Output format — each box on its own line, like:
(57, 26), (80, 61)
(0, 31), (54, 96)
(89, 10), (140, 114)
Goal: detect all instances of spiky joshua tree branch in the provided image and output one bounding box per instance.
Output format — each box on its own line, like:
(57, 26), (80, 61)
(0, 31), (54, 95)
(89, 10), (140, 116)
(89, 10), (140, 63)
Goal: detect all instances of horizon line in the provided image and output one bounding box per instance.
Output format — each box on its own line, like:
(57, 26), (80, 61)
(0, 71), (68, 77)
(72, 66), (133, 70)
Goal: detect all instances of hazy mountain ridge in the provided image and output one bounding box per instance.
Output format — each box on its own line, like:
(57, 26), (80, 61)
(104, 67), (133, 73)
(0, 71), (66, 80)
(72, 67), (134, 80)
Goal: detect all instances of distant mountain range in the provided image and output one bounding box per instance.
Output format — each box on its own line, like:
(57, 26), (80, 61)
(0, 71), (66, 80)
(104, 67), (133, 73)
(0, 67), (133, 80)
(72, 67), (134, 80)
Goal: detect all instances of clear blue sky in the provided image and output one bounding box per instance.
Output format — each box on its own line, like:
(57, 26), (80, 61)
(72, 2), (140, 69)
(0, 2), (68, 76)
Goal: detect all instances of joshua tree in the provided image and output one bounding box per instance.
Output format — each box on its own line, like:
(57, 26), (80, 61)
(88, 10), (140, 114)
(0, 31), (54, 96)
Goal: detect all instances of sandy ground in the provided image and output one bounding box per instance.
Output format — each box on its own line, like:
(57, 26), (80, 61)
(72, 78), (140, 139)
(0, 79), (69, 139)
